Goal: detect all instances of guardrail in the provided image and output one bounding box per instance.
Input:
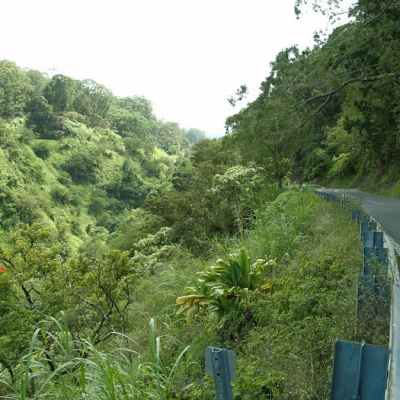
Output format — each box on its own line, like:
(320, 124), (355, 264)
(317, 189), (398, 400)
(381, 228), (400, 400)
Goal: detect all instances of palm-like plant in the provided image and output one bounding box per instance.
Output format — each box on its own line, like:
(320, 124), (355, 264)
(176, 249), (273, 323)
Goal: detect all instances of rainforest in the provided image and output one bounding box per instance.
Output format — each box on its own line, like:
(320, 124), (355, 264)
(0, 0), (399, 398)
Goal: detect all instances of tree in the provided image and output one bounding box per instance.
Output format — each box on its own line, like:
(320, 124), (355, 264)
(26, 69), (49, 96)
(26, 95), (63, 137)
(62, 151), (100, 183)
(116, 96), (154, 120)
(0, 60), (32, 118)
(74, 79), (112, 119)
(44, 74), (76, 112)
(0, 223), (68, 375)
(67, 248), (136, 341)
(212, 165), (265, 234)
(294, 0), (349, 21)
(109, 105), (153, 139)
(185, 128), (206, 145)
(105, 160), (149, 208)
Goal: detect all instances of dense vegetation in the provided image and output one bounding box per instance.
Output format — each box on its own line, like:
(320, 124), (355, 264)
(227, 0), (400, 191)
(0, 0), (393, 398)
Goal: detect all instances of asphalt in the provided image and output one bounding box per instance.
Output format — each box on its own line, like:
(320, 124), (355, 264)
(322, 189), (400, 245)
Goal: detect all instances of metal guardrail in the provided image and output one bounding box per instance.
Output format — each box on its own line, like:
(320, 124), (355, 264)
(317, 189), (398, 400)
(382, 231), (400, 400)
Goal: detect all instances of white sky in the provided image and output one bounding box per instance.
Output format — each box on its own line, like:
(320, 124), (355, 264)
(0, 0), (335, 136)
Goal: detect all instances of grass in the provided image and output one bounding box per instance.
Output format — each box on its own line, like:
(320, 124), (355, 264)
(1, 190), (379, 399)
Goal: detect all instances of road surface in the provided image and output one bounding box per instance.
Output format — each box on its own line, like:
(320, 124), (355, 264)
(322, 188), (400, 245)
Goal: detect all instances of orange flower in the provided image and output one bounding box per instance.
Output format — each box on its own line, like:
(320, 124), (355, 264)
(0, 265), (7, 273)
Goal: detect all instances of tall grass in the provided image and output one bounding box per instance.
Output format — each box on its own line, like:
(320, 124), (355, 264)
(0, 316), (192, 400)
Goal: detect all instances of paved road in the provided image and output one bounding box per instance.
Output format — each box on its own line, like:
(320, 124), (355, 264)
(322, 188), (400, 245)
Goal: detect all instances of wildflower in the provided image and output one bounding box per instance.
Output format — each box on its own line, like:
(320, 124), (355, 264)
(0, 265), (7, 273)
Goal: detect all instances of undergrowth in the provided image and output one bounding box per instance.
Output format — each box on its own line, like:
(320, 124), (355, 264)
(0, 191), (367, 399)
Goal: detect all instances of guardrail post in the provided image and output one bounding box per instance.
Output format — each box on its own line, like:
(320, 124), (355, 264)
(361, 220), (371, 243)
(364, 231), (384, 249)
(352, 210), (361, 221)
(205, 347), (236, 400)
(331, 340), (389, 400)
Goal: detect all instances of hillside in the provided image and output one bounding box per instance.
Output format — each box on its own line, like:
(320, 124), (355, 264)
(0, 62), (208, 246)
(0, 0), (396, 398)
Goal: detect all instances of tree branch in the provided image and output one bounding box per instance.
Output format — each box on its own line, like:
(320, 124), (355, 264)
(303, 72), (399, 106)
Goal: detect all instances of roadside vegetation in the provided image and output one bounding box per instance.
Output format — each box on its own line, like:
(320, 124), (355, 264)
(0, 0), (397, 397)
(0, 189), (363, 399)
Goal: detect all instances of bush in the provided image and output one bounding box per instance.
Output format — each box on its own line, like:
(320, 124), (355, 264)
(51, 186), (72, 205)
(62, 151), (99, 183)
(26, 96), (64, 138)
(32, 143), (51, 160)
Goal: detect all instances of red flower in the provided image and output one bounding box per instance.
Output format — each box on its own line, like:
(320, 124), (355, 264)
(0, 265), (7, 273)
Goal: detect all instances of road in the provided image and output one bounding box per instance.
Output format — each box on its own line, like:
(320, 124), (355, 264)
(321, 188), (400, 245)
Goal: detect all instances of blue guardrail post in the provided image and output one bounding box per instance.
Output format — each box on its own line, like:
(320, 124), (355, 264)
(331, 340), (389, 400)
(363, 231), (384, 249)
(205, 347), (236, 400)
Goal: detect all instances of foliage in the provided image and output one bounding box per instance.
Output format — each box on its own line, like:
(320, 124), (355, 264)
(0, 316), (192, 400)
(74, 79), (112, 119)
(62, 151), (100, 183)
(184, 128), (206, 145)
(0, 60), (32, 119)
(212, 165), (266, 234)
(27, 95), (63, 137)
(32, 142), (51, 159)
(44, 74), (76, 113)
(227, 0), (400, 186)
(177, 249), (272, 333)
(0, 8), (395, 396)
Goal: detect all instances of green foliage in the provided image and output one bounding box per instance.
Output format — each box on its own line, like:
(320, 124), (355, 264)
(26, 95), (63, 138)
(328, 152), (352, 178)
(51, 186), (72, 205)
(0, 315), (192, 400)
(227, 0), (400, 185)
(110, 209), (163, 252)
(1, 18), (393, 397)
(74, 79), (112, 119)
(62, 151), (100, 183)
(44, 74), (76, 112)
(212, 165), (266, 234)
(0, 60), (32, 119)
(185, 128), (206, 145)
(0, 184), (375, 399)
(177, 249), (271, 327)
(105, 160), (149, 207)
(32, 142), (51, 159)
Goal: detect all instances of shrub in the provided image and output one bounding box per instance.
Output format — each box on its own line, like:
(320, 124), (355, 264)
(51, 187), (72, 205)
(62, 151), (99, 183)
(32, 143), (51, 159)
(177, 249), (272, 338)
(26, 95), (64, 138)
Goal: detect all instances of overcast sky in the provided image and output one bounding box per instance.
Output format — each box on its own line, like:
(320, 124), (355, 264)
(0, 0), (335, 136)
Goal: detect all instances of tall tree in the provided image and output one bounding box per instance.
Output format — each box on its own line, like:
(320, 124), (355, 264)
(0, 60), (32, 118)
(44, 74), (76, 112)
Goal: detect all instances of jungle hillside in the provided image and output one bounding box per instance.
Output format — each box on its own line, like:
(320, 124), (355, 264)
(0, 0), (398, 398)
